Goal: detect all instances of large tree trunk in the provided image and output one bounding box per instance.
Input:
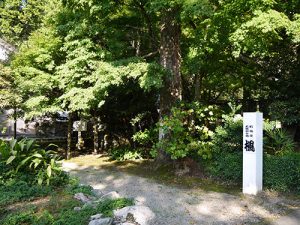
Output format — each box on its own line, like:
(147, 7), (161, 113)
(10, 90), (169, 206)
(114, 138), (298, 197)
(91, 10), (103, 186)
(158, 6), (182, 162)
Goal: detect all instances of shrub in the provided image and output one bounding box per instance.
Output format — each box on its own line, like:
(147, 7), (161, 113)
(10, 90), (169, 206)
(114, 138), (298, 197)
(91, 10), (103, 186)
(264, 125), (295, 155)
(132, 128), (157, 147)
(212, 115), (243, 153)
(207, 152), (300, 193)
(65, 178), (94, 196)
(1, 209), (38, 225)
(209, 114), (299, 192)
(212, 116), (295, 155)
(109, 146), (143, 161)
(206, 152), (243, 184)
(152, 102), (221, 160)
(269, 99), (300, 126)
(1, 176), (134, 225)
(264, 153), (300, 192)
(0, 138), (65, 185)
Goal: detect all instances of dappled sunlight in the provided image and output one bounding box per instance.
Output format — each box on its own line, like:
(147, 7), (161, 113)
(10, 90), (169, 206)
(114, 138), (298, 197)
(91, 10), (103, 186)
(104, 175), (115, 182)
(92, 183), (107, 191)
(62, 156), (300, 225)
(135, 196), (147, 205)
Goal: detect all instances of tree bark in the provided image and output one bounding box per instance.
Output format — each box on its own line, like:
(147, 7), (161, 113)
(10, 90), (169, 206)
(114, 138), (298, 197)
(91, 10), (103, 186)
(13, 106), (17, 139)
(92, 117), (99, 154)
(158, 6), (182, 162)
(66, 113), (73, 160)
(194, 73), (203, 101)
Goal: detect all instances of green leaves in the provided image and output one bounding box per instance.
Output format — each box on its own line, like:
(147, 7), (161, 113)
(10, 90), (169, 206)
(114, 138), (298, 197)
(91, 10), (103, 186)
(0, 138), (62, 186)
(153, 103), (220, 160)
(230, 10), (293, 57)
(6, 156), (16, 165)
(0, 0), (48, 45)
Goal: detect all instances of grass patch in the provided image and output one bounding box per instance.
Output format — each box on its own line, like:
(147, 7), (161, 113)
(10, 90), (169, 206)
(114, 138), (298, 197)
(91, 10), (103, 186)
(0, 180), (52, 208)
(0, 177), (134, 225)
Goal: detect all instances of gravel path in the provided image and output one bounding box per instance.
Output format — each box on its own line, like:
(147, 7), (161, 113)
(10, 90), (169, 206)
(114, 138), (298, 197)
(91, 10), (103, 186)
(63, 161), (299, 225)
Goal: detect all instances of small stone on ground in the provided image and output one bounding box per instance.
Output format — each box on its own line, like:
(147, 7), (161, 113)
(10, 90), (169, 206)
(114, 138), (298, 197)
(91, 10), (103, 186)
(114, 206), (155, 225)
(90, 213), (103, 220)
(101, 191), (121, 200)
(88, 217), (113, 225)
(74, 192), (92, 203)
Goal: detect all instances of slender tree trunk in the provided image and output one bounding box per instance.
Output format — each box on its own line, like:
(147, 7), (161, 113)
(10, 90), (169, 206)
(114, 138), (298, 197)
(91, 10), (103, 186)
(13, 106), (17, 139)
(194, 73), (203, 101)
(158, 6), (182, 163)
(77, 130), (83, 151)
(92, 117), (99, 154)
(243, 86), (251, 112)
(66, 113), (73, 160)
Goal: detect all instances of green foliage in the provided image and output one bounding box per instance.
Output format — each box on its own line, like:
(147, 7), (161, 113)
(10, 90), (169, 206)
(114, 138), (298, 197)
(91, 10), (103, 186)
(65, 178), (94, 196)
(264, 125), (295, 155)
(95, 198), (134, 217)
(51, 198), (133, 225)
(0, 179), (51, 208)
(153, 103), (220, 160)
(212, 115), (296, 156)
(208, 152), (300, 193)
(133, 129), (155, 146)
(230, 9), (293, 57)
(0, 64), (22, 110)
(207, 152), (243, 184)
(212, 115), (243, 154)
(1, 209), (38, 225)
(0, 139), (64, 185)
(269, 99), (300, 126)
(11, 26), (62, 118)
(109, 146), (143, 161)
(264, 153), (300, 192)
(0, 176), (134, 225)
(0, 0), (48, 45)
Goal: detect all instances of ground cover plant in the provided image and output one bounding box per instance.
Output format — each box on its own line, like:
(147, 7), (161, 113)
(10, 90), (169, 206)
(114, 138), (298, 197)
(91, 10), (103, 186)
(0, 177), (134, 225)
(0, 139), (133, 224)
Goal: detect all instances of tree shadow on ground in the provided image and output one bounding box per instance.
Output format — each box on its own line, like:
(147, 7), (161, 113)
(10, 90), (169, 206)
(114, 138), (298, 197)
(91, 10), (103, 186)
(63, 156), (300, 225)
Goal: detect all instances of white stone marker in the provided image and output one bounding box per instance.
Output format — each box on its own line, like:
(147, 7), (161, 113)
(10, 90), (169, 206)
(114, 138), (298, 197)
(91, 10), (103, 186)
(243, 112), (263, 195)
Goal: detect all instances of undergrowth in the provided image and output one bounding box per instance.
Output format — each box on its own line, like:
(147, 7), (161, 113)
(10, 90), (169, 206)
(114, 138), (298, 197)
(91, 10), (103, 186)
(0, 177), (134, 225)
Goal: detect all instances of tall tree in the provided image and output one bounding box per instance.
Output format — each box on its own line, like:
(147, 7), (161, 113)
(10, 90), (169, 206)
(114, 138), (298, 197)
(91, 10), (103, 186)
(0, 0), (47, 45)
(0, 64), (22, 138)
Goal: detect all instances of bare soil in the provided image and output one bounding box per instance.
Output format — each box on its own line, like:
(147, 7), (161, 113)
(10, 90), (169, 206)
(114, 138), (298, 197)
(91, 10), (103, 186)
(63, 155), (300, 225)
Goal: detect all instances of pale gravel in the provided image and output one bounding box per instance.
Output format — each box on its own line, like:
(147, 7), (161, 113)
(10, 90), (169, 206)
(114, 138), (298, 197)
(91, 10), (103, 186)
(63, 161), (299, 225)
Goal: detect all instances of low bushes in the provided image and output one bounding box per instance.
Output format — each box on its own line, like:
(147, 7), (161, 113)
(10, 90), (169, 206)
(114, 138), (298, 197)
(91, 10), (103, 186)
(264, 153), (300, 192)
(151, 103), (221, 160)
(207, 152), (300, 193)
(109, 146), (144, 161)
(208, 116), (300, 193)
(0, 138), (66, 186)
(207, 152), (243, 184)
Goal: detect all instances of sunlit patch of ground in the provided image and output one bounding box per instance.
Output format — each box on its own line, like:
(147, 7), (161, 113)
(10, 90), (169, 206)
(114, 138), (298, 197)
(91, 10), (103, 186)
(64, 154), (300, 225)
(66, 154), (241, 195)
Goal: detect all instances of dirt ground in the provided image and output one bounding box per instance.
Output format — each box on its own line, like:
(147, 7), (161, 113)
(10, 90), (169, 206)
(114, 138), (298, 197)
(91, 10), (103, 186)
(63, 155), (300, 225)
